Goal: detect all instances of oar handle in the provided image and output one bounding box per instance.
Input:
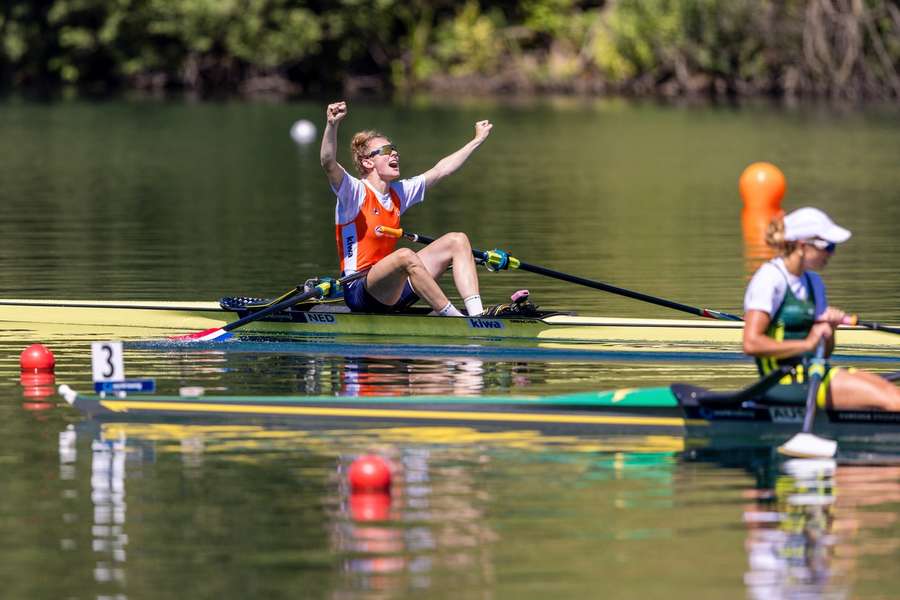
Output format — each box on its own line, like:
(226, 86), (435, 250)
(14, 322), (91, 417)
(396, 229), (743, 322)
(375, 226), (406, 239)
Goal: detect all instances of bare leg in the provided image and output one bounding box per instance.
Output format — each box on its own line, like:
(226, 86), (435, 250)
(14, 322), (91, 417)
(828, 369), (900, 411)
(416, 232), (480, 298)
(364, 247), (450, 311)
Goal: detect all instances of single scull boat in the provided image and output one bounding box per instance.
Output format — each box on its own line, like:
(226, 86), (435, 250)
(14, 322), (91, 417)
(59, 369), (900, 449)
(3, 298), (899, 356)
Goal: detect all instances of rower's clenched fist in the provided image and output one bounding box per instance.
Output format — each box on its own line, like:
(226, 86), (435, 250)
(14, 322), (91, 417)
(474, 119), (493, 142)
(326, 101), (347, 126)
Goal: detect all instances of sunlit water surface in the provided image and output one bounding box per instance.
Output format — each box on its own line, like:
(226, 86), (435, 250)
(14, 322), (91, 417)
(1, 97), (899, 598)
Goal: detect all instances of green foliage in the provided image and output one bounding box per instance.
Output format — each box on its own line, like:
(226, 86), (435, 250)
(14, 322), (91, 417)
(1, 0), (898, 99)
(433, 1), (504, 78)
(521, 0), (581, 38)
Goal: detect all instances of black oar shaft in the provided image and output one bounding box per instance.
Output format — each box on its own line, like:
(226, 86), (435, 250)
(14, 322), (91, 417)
(222, 271), (365, 332)
(406, 232), (742, 322)
(801, 341), (827, 433)
(516, 261), (738, 320)
(858, 320), (900, 336)
(777, 339), (836, 458)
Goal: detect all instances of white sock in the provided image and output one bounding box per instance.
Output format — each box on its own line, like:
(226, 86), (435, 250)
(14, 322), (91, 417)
(464, 294), (483, 316)
(437, 302), (463, 317)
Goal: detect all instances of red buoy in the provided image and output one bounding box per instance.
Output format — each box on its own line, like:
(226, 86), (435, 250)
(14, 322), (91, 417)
(20, 371), (56, 404)
(20, 344), (56, 373)
(348, 455), (392, 492)
(349, 491), (392, 522)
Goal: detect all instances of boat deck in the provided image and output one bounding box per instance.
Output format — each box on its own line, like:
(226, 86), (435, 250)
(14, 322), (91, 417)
(2, 298), (898, 356)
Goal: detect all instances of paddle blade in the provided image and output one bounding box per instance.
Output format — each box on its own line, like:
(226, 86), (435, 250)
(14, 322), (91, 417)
(782, 458), (836, 479)
(168, 327), (233, 342)
(778, 432), (837, 459)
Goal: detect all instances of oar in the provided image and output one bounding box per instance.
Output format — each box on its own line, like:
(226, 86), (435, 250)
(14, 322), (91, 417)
(777, 340), (837, 458)
(378, 227), (742, 321)
(843, 315), (900, 336)
(171, 271), (367, 342)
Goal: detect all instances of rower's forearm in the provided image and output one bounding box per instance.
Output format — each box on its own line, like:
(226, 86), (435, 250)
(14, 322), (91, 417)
(320, 123), (339, 168)
(428, 139), (483, 182)
(743, 336), (812, 359)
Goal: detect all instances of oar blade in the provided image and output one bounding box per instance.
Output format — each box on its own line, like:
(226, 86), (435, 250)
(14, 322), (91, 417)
(778, 432), (837, 459)
(168, 327), (233, 342)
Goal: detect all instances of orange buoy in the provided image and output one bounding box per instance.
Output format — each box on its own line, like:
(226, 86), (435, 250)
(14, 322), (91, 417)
(348, 455), (392, 492)
(20, 343), (56, 373)
(739, 162), (786, 211)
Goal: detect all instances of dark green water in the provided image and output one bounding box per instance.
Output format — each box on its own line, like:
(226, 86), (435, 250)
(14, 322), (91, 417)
(1, 97), (899, 598)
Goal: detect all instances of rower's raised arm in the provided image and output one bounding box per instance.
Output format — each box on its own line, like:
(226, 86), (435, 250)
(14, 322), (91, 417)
(422, 119), (492, 189)
(320, 101), (349, 190)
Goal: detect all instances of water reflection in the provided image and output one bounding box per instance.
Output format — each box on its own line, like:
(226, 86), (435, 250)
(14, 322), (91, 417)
(58, 424), (131, 599)
(89, 433), (128, 592)
(339, 447), (516, 594)
(743, 458), (847, 599)
(741, 206), (779, 277)
(330, 448), (498, 593)
(52, 412), (900, 599)
(341, 357), (493, 396)
(48, 341), (756, 398)
(689, 448), (900, 600)
(63, 419), (686, 597)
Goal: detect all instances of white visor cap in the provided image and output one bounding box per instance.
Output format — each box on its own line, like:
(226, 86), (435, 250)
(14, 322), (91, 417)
(783, 207), (851, 243)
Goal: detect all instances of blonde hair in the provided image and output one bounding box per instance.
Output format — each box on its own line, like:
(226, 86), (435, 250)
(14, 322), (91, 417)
(765, 216), (799, 256)
(350, 130), (388, 175)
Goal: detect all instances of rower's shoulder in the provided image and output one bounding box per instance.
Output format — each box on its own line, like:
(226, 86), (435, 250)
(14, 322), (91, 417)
(390, 174), (426, 191)
(748, 260), (784, 285)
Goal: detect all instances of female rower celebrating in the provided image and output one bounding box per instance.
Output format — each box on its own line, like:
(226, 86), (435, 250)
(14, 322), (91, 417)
(320, 100), (491, 317)
(743, 207), (900, 411)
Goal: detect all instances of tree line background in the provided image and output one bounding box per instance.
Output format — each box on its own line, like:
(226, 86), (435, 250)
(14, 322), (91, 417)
(3, 0), (900, 101)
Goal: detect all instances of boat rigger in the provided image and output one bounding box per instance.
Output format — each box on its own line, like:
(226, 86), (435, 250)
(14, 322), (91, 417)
(2, 298), (899, 356)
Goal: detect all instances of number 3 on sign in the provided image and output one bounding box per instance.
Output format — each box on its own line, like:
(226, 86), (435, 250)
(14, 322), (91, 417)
(91, 341), (125, 382)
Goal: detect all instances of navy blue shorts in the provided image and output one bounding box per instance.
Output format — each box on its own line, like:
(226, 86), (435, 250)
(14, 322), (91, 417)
(343, 277), (420, 313)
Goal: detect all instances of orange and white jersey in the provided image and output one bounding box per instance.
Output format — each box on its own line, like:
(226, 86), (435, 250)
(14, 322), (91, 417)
(333, 172), (426, 274)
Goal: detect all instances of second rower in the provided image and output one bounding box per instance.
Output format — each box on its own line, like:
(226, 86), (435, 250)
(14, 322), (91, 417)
(742, 207), (900, 411)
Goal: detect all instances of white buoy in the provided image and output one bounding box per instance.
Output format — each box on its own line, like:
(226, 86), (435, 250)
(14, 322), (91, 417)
(290, 119), (317, 144)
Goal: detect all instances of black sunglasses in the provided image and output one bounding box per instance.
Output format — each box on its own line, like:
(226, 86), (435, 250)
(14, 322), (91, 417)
(807, 239), (837, 253)
(366, 144), (398, 158)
